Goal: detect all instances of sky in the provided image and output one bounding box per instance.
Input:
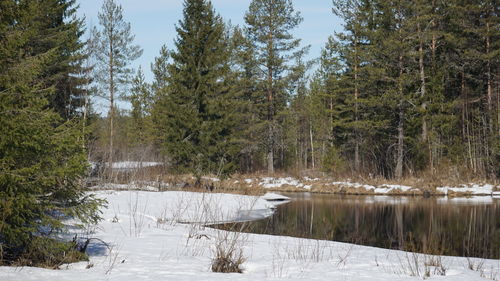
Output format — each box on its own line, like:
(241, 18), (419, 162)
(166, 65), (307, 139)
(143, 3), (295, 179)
(77, 0), (344, 83)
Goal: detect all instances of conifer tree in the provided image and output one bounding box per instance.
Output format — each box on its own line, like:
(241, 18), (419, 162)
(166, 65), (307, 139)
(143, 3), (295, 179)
(156, 0), (239, 179)
(244, 0), (306, 174)
(128, 67), (153, 149)
(227, 26), (262, 172)
(0, 0), (102, 264)
(93, 0), (142, 172)
(151, 45), (170, 93)
(29, 0), (89, 119)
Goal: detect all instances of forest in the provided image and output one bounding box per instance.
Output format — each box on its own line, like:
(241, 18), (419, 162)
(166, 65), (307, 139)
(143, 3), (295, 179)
(87, 0), (499, 181)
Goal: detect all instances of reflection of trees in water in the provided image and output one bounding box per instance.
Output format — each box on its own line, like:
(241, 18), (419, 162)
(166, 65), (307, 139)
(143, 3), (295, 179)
(221, 196), (499, 259)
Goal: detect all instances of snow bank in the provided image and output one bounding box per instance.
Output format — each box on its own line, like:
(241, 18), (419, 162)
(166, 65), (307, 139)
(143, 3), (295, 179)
(375, 184), (414, 194)
(96, 190), (275, 224)
(437, 184), (496, 196)
(259, 177), (311, 190)
(107, 161), (163, 169)
(89, 183), (160, 191)
(261, 192), (290, 202)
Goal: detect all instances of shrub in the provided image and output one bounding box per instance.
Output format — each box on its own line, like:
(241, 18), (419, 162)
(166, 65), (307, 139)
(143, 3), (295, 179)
(9, 237), (88, 268)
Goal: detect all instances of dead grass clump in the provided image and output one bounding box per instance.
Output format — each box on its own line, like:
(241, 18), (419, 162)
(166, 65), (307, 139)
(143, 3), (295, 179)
(215, 178), (264, 196)
(211, 251), (245, 273)
(211, 225), (247, 273)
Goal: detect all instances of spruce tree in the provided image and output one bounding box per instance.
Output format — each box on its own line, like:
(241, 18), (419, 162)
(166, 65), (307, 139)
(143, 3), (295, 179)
(0, 0), (102, 264)
(28, 0), (89, 119)
(156, 0), (239, 179)
(227, 26), (262, 172)
(128, 67), (153, 149)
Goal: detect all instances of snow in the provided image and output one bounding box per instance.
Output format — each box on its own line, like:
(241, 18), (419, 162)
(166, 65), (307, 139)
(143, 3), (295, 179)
(202, 176), (220, 182)
(437, 184), (496, 196)
(106, 161), (163, 169)
(97, 191), (275, 224)
(261, 193), (291, 206)
(1, 189), (498, 281)
(259, 177), (312, 190)
(260, 177), (301, 189)
(89, 183), (160, 191)
(375, 184), (414, 194)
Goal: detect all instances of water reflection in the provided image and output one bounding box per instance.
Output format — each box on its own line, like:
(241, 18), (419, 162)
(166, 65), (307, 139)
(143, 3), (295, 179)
(218, 193), (500, 259)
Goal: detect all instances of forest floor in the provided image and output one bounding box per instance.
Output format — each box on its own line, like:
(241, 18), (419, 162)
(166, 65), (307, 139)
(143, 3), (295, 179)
(1, 188), (498, 281)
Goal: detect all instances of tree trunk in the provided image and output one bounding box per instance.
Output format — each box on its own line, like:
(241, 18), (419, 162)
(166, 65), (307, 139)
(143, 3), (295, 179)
(309, 123), (315, 169)
(395, 55), (404, 179)
(266, 28), (274, 175)
(418, 21), (428, 141)
(108, 40), (115, 178)
(82, 79), (89, 149)
(486, 21), (493, 134)
(354, 36), (360, 172)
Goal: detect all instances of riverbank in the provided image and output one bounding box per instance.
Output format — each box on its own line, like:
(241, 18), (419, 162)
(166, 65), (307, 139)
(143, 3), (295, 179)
(1, 189), (497, 281)
(92, 173), (500, 197)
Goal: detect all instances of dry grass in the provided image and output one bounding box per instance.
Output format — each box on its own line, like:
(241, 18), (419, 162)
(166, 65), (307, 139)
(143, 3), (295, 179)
(93, 163), (498, 198)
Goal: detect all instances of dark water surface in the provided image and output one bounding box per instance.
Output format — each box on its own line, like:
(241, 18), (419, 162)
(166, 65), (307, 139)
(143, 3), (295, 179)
(218, 193), (500, 259)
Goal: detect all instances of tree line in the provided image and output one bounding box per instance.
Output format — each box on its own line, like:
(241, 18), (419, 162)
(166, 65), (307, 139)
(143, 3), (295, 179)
(97, 0), (498, 180)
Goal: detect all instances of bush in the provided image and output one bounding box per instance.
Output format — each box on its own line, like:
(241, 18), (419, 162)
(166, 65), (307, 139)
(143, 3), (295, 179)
(211, 230), (246, 273)
(6, 237), (88, 268)
(211, 248), (245, 273)
(321, 146), (348, 174)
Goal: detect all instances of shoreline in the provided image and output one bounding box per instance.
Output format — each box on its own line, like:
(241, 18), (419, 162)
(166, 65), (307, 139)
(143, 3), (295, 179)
(89, 176), (500, 198)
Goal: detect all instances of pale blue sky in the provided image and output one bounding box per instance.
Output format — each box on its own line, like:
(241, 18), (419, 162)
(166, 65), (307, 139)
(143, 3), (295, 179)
(77, 0), (343, 83)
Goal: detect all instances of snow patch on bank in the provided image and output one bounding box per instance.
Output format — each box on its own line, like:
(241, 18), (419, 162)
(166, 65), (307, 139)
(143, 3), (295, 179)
(252, 177), (498, 196)
(105, 161), (163, 169)
(437, 184), (496, 196)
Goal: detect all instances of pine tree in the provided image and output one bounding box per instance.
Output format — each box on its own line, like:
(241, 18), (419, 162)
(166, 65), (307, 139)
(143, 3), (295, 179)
(156, 0), (239, 179)
(244, 0), (307, 174)
(93, 0), (142, 173)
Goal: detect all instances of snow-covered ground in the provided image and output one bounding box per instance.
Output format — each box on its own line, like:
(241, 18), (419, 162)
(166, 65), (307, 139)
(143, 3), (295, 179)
(260, 177), (312, 190)
(109, 161), (163, 169)
(1, 190), (498, 281)
(90, 161), (163, 170)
